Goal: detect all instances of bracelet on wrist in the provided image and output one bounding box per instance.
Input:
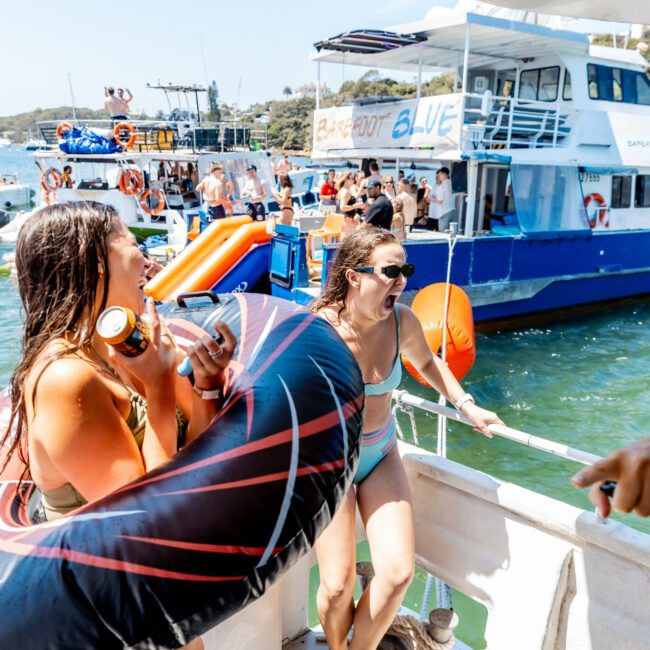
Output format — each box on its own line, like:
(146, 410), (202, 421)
(455, 393), (475, 412)
(192, 384), (221, 400)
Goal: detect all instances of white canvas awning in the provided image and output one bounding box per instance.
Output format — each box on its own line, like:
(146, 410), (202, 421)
(310, 10), (589, 73)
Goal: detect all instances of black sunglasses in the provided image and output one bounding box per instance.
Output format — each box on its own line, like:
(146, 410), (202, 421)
(354, 263), (415, 279)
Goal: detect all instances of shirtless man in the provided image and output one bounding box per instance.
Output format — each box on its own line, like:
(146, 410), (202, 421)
(104, 86), (130, 120)
(117, 88), (133, 114)
(196, 162), (227, 221)
(241, 164), (268, 221)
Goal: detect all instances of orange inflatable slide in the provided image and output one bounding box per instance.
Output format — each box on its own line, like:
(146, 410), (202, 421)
(144, 216), (272, 302)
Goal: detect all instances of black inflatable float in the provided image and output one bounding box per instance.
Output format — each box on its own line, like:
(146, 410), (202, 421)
(0, 293), (363, 649)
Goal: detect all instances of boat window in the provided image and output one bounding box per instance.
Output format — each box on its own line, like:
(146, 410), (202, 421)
(611, 175), (631, 209)
(587, 63), (650, 105)
(635, 175), (650, 208)
(510, 164), (588, 233)
(587, 64), (599, 99)
(518, 66), (559, 102)
(562, 70), (573, 100)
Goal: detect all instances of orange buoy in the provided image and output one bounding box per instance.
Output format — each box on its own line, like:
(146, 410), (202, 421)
(113, 121), (136, 149)
(584, 192), (609, 229)
(402, 282), (475, 383)
(118, 168), (144, 195)
(139, 188), (166, 215)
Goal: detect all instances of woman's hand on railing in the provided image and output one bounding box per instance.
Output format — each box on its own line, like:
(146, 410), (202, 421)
(460, 402), (503, 439)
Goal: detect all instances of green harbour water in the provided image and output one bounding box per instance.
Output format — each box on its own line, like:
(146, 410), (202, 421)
(2, 147), (650, 647)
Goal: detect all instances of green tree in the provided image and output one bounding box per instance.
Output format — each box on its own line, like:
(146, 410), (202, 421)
(207, 81), (222, 122)
(282, 86), (293, 99)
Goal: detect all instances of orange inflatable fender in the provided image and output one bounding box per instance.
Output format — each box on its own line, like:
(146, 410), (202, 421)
(140, 188), (166, 215)
(113, 121), (136, 149)
(55, 121), (73, 138)
(402, 283), (475, 383)
(40, 167), (62, 192)
(167, 221), (271, 301)
(119, 168), (144, 195)
(584, 192), (609, 229)
(43, 190), (58, 206)
(144, 214), (252, 301)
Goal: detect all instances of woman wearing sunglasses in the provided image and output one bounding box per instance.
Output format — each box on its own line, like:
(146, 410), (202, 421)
(311, 227), (503, 650)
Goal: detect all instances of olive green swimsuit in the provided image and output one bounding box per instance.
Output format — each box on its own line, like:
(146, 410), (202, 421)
(41, 356), (187, 520)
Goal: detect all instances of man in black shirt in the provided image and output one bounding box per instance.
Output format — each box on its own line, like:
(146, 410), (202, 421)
(362, 178), (393, 230)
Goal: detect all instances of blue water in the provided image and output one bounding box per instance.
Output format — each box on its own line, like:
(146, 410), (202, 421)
(3, 147), (650, 646)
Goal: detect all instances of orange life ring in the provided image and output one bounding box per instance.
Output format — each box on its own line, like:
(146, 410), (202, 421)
(55, 121), (73, 138)
(140, 188), (166, 215)
(118, 168), (144, 195)
(224, 180), (235, 197)
(40, 167), (62, 192)
(113, 122), (136, 149)
(401, 283), (476, 384)
(584, 193), (609, 229)
(224, 199), (245, 217)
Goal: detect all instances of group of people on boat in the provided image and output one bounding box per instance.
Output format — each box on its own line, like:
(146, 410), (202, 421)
(319, 162), (460, 241)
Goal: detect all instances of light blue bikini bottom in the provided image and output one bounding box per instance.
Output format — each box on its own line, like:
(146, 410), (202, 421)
(353, 415), (397, 484)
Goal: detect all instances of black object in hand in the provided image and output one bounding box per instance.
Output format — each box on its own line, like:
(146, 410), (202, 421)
(599, 481), (617, 498)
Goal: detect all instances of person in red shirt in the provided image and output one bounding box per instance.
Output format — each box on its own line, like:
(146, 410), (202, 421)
(320, 169), (338, 213)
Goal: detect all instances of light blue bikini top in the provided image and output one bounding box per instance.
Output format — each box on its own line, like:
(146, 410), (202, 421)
(364, 305), (402, 396)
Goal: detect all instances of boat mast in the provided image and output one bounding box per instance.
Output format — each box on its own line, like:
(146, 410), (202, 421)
(68, 73), (77, 124)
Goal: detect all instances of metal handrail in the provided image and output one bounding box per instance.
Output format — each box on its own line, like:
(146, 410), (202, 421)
(393, 390), (602, 466)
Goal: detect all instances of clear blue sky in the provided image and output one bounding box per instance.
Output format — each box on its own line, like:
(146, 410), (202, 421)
(2, 0), (456, 117)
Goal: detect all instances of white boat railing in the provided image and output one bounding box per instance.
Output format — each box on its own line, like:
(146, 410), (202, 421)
(461, 92), (571, 150)
(393, 389), (602, 466)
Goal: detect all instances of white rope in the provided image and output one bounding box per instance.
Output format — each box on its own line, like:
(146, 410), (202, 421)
(392, 400), (419, 446)
(387, 614), (454, 650)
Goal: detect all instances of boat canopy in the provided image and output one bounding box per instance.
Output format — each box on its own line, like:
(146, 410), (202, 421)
(310, 10), (589, 73)
(486, 0), (650, 25)
(314, 30), (426, 56)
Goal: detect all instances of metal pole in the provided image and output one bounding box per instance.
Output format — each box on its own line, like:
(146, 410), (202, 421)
(416, 50), (422, 100)
(394, 391), (603, 466)
(316, 62), (321, 111)
(464, 158), (478, 237)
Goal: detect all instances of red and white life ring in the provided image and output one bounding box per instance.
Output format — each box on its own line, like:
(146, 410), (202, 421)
(40, 167), (62, 192)
(113, 121), (136, 149)
(584, 193), (609, 229)
(139, 188), (166, 215)
(55, 121), (73, 139)
(118, 168), (144, 195)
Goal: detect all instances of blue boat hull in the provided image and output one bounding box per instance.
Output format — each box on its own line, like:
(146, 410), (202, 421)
(319, 230), (650, 323)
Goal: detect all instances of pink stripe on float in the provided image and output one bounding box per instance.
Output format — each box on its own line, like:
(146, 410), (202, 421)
(117, 535), (282, 557)
(157, 459), (346, 497)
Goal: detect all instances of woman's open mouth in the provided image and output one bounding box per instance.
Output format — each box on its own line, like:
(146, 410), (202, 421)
(384, 294), (397, 310)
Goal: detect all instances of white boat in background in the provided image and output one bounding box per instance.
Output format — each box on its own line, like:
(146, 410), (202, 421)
(0, 174), (32, 209)
(23, 138), (48, 151)
(0, 138), (11, 149)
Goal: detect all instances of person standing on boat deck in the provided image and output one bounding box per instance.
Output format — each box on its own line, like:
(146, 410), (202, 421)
(336, 172), (363, 237)
(320, 169), (338, 213)
(350, 170), (367, 215)
(196, 162), (228, 221)
(104, 86), (128, 120)
(117, 88), (133, 116)
(397, 178), (417, 233)
(382, 174), (397, 199)
(0, 201), (234, 535)
(390, 197), (406, 240)
(271, 174), (294, 226)
(311, 227), (502, 650)
(272, 153), (291, 177)
(367, 161), (381, 182)
(430, 167), (456, 232)
(572, 436), (650, 518)
(362, 178), (393, 230)
(62, 165), (74, 189)
(415, 177), (430, 227)
(241, 164), (268, 221)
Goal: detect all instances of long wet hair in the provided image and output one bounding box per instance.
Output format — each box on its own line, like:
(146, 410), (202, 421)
(311, 227), (399, 322)
(1, 201), (119, 473)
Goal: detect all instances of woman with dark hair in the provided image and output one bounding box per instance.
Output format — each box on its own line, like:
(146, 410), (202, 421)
(271, 173), (294, 226)
(335, 171), (364, 237)
(1, 201), (234, 526)
(311, 227), (503, 650)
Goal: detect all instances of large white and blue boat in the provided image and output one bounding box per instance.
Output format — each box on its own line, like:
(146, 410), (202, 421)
(270, 1), (650, 326)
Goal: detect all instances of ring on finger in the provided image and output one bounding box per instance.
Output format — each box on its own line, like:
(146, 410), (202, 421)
(208, 348), (223, 360)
